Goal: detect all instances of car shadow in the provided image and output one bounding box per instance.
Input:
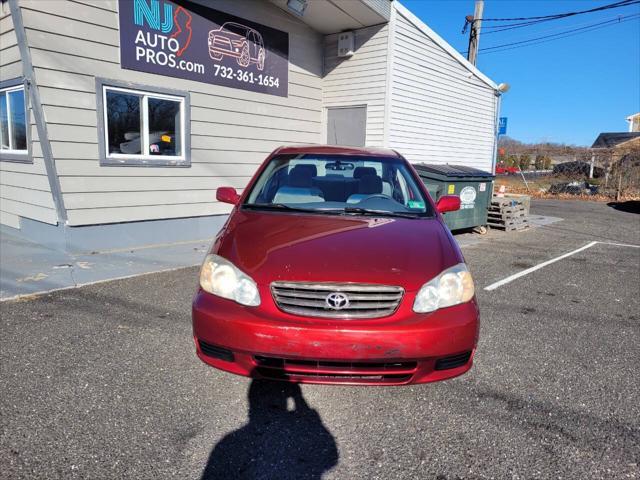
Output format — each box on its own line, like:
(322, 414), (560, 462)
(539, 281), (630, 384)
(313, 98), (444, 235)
(607, 200), (640, 214)
(201, 378), (338, 480)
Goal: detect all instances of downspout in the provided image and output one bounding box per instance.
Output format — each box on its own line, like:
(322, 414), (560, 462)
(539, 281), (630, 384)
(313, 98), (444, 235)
(382, 4), (396, 148)
(491, 91), (501, 175)
(8, 0), (68, 224)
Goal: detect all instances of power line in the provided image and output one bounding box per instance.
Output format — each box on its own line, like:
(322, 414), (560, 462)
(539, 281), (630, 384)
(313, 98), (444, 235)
(461, 13), (640, 55)
(462, 0), (640, 35)
(484, 11), (637, 36)
(480, 0), (638, 23)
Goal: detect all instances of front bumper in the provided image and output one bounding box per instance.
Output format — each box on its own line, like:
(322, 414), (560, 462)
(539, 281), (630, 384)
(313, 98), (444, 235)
(192, 290), (479, 386)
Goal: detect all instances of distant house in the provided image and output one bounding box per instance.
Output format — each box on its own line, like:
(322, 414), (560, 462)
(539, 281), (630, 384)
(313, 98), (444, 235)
(626, 113), (640, 132)
(591, 132), (640, 149)
(591, 132), (640, 170)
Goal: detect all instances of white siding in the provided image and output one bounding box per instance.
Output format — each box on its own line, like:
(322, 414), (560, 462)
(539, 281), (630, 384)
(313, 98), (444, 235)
(388, 9), (497, 171)
(0, 6), (58, 228)
(20, 0), (323, 226)
(323, 24), (389, 147)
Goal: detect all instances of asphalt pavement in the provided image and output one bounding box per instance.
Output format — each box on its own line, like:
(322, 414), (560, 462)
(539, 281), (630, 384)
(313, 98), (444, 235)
(1, 199), (639, 479)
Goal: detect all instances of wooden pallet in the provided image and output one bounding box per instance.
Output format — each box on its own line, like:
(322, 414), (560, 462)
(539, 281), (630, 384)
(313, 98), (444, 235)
(489, 195), (530, 231)
(489, 205), (526, 214)
(488, 211), (526, 221)
(488, 218), (530, 231)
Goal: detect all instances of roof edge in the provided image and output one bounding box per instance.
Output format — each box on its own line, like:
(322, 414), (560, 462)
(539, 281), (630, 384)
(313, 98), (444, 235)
(394, 1), (499, 91)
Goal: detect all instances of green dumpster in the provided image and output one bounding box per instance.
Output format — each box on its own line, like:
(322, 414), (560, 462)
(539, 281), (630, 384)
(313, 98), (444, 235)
(414, 164), (495, 231)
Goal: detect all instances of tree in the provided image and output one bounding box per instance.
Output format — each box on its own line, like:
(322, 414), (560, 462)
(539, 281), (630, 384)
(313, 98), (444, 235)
(506, 154), (518, 167)
(534, 154), (545, 170)
(543, 155), (552, 170)
(519, 154), (531, 171)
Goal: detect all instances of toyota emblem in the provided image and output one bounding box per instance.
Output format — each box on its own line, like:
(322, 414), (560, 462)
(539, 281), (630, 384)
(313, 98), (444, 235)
(325, 292), (350, 310)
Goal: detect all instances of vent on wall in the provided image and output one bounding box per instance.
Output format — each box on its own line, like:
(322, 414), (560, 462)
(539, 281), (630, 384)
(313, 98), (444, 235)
(337, 31), (355, 57)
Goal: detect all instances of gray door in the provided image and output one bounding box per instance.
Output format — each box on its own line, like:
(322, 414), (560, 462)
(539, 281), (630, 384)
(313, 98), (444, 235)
(327, 106), (366, 147)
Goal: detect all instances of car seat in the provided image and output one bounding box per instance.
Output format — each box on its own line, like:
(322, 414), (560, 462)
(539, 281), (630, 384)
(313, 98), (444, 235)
(273, 165), (324, 204)
(347, 174), (383, 204)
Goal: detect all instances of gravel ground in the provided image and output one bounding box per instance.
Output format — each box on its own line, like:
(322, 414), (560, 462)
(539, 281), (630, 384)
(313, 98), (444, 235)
(1, 199), (639, 479)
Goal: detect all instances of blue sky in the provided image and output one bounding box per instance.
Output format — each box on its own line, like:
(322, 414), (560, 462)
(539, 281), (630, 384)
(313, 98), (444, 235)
(402, 0), (640, 146)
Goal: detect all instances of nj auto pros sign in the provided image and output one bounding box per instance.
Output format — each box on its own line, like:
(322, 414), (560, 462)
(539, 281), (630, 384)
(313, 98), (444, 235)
(118, 0), (289, 97)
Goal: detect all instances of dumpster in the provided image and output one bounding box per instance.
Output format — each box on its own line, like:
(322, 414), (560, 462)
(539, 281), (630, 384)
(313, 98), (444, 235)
(414, 164), (495, 231)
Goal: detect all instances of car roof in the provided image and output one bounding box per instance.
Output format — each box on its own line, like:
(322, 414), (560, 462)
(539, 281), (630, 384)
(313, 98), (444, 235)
(272, 144), (402, 158)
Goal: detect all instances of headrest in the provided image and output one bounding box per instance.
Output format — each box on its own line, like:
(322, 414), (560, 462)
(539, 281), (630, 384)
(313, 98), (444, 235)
(288, 164), (317, 187)
(354, 167), (377, 179)
(359, 174), (383, 194)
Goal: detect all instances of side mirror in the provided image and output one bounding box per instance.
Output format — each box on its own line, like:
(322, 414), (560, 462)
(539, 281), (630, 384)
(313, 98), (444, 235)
(216, 187), (240, 205)
(436, 195), (461, 214)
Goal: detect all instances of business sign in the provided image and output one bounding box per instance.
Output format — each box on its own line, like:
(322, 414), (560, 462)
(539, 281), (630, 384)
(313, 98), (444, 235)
(498, 117), (507, 135)
(118, 0), (289, 97)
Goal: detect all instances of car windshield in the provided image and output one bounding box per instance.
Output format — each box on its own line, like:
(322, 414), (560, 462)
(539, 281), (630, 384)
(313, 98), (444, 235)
(243, 154), (433, 218)
(222, 22), (250, 36)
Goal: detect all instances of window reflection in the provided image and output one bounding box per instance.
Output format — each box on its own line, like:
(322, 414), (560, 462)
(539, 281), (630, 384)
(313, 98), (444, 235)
(106, 91), (142, 154)
(0, 93), (8, 150)
(8, 89), (26, 151)
(148, 98), (181, 156)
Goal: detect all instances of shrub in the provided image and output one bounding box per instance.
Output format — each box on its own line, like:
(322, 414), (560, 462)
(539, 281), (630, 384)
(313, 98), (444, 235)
(506, 154), (518, 167)
(519, 154), (531, 171)
(543, 155), (552, 170)
(534, 154), (545, 170)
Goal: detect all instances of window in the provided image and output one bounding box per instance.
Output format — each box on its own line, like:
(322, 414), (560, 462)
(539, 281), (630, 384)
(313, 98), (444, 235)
(0, 83), (28, 160)
(98, 80), (190, 166)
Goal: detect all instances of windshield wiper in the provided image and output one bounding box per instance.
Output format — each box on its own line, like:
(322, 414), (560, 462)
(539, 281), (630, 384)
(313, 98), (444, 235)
(342, 207), (421, 219)
(243, 203), (329, 214)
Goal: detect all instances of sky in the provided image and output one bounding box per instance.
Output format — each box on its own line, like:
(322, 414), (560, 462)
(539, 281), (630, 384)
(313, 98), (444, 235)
(401, 0), (640, 146)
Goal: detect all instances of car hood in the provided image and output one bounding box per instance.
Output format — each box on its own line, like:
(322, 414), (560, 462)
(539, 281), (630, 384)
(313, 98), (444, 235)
(214, 210), (462, 292)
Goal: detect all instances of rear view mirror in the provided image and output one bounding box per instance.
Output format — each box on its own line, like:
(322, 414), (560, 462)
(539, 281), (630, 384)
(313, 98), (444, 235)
(216, 187), (240, 205)
(436, 195), (461, 214)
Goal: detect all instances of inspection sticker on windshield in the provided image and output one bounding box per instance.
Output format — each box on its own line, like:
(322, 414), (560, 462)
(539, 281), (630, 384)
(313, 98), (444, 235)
(447, 184), (455, 194)
(408, 201), (425, 209)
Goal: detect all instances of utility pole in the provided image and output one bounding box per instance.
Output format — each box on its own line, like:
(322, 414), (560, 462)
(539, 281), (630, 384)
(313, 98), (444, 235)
(466, 0), (484, 66)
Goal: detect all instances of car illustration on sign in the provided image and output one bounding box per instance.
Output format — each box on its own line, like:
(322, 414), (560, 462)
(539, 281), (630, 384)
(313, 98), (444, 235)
(208, 22), (266, 70)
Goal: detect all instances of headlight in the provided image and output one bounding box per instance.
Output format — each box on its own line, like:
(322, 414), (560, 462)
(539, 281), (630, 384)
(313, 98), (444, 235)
(199, 254), (260, 306)
(413, 263), (475, 313)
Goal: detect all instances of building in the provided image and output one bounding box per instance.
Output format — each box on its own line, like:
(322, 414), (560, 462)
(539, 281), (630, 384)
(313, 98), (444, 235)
(626, 112), (640, 132)
(0, 0), (501, 252)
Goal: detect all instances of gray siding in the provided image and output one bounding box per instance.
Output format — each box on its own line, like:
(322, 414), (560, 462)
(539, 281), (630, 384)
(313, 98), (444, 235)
(20, 0), (323, 226)
(0, 5), (57, 228)
(323, 24), (389, 147)
(388, 9), (497, 171)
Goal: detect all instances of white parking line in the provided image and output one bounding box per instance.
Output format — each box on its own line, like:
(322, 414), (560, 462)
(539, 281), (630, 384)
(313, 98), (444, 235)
(484, 240), (640, 291)
(598, 241), (640, 248)
(484, 241), (600, 291)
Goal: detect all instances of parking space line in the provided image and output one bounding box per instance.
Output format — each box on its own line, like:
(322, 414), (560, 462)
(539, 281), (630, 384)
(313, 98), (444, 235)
(598, 241), (640, 248)
(484, 241), (599, 291)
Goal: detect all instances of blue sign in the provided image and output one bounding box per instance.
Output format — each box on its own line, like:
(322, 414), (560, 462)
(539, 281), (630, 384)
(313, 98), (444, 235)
(498, 117), (507, 135)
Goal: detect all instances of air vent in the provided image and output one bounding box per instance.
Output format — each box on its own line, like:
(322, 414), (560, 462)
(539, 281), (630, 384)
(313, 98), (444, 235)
(198, 339), (234, 362)
(434, 351), (472, 370)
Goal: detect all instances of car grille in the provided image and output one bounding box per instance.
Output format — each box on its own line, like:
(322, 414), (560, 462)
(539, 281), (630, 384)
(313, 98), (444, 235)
(254, 355), (417, 384)
(270, 282), (404, 319)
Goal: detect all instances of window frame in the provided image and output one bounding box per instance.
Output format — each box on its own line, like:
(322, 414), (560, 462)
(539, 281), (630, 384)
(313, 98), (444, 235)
(0, 77), (32, 164)
(96, 78), (191, 167)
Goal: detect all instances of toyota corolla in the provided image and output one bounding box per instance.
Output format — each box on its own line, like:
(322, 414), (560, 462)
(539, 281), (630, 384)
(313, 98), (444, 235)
(192, 145), (479, 385)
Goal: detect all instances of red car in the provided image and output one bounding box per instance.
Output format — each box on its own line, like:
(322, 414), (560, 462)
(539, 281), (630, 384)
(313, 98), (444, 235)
(192, 145), (479, 385)
(495, 163), (518, 175)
